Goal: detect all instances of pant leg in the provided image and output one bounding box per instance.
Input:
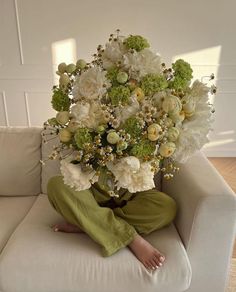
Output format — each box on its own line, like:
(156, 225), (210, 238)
(47, 176), (138, 257)
(113, 189), (177, 235)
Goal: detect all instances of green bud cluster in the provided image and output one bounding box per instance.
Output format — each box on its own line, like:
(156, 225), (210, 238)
(131, 139), (156, 158)
(141, 74), (168, 96)
(123, 117), (142, 139)
(51, 88), (70, 111)
(108, 85), (130, 106)
(124, 35), (150, 52)
(169, 59), (193, 90)
(74, 128), (93, 150)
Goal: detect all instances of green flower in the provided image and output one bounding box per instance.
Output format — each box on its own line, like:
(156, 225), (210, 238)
(108, 85), (130, 106)
(123, 117), (142, 139)
(51, 88), (70, 111)
(141, 74), (168, 96)
(169, 59), (193, 90)
(131, 139), (156, 158)
(74, 128), (93, 150)
(124, 35), (150, 52)
(106, 67), (120, 84)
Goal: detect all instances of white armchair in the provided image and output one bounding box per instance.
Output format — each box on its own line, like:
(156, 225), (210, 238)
(163, 151), (236, 292)
(0, 127), (235, 292)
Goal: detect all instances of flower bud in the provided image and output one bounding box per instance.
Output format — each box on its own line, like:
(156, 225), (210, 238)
(97, 125), (106, 134)
(169, 111), (185, 124)
(76, 59), (87, 69)
(128, 79), (138, 90)
(68, 119), (79, 133)
(159, 142), (176, 157)
(117, 140), (128, 152)
(107, 131), (120, 144)
(56, 111), (70, 125)
(147, 123), (162, 141)
(162, 95), (182, 114)
(117, 71), (128, 84)
(66, 63), (76, 74)
(167, 127), (180, 142)
(59, 128), (72, 143)
(132, 87), (145, 102)
(58, 63), (67, 74)
(59, 74), (70, 87)
(47, 118), (58, 126)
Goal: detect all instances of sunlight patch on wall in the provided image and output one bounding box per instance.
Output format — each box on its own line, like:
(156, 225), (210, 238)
(51, 38), (77, 83)
(172, 46), (222, 104)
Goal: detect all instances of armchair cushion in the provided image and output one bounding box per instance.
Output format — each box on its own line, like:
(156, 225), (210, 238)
(0, 194), (192, 292)
(0, 127), (42, 196)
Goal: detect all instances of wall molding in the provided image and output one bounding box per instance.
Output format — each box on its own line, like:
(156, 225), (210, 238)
(14, 0), (24, 65)
(0, 91), (9, 126)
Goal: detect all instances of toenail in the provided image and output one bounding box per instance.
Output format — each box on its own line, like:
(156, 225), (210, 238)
(152, 267), (155, 270)
(54, 228), (59, 232)
(160, 256), (165, 261)
(159, 263), (162, 266)
(155, 265), (159, 269)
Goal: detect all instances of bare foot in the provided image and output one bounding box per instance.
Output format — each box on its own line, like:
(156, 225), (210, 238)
(52, 221), (84, 233)
(128, 234), (165, 271)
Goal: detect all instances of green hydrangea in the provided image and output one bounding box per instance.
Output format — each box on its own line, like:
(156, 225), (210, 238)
(51, 88), (70, 111)
(74, 128), (92, 150)
(108, 85), (130, 106)
(123, 117), (142, 139)
(131, 139), (156, 158)
(141, 74), (168, 96)
(169, 59), (193, 90)
(124, 35), (150, 52)
(106, 67), (120, 85)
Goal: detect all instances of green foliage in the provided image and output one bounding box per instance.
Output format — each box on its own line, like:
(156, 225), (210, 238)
(74, 128), (93, 150)
(123, 117), (142, 139)
(169, 59), (193, 90)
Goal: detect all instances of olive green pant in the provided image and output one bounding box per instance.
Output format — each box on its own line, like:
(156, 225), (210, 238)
(47, 176), (177, 257)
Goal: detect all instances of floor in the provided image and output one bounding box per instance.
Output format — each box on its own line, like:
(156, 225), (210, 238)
(208, 158), (236, 292)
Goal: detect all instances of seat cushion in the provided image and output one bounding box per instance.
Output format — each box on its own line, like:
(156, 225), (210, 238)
(0, 196), (37, 252)
(0, 127), (42, 196)
(0, 194), (191, 292)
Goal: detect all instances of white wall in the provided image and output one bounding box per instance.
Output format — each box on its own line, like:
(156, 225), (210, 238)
(0, 0), (236, 156)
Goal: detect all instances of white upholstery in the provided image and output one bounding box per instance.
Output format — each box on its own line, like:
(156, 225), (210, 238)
(162, 151), (236, 292)
(0, 196), (37, 252)
(0, 194), (191, 292)
(0, 127), (42, 196)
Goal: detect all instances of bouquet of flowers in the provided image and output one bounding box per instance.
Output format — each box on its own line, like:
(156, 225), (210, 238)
(42, 30), (216, 197)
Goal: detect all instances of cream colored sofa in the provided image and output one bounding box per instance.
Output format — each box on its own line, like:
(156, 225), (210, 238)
(0, 127), (235, 292)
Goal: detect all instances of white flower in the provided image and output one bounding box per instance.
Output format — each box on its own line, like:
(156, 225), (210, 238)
(60, 160), (98, 191)
(172, 89), (213, 163)
(115, 95), (140, 126)
(123, 48), (161, 80)
(72, 67), (111, 100)
(106, 156), (155, 193)
(71, 101), (106, 130)
(101, 37), (126, 69)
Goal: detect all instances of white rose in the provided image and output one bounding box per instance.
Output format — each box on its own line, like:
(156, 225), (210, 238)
(72, 67), (111, 100)
(159, 142), (176, 157)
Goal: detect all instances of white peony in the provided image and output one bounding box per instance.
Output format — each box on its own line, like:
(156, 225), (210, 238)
(72, 67), (111, 100)
(123, 48), (162, 80)
(172, 86), (213, 163)
(101, 37), (126, 69)
(106, 156), (155, 193)
(60, 160), (98, 191)
(71, 101), (106, 130)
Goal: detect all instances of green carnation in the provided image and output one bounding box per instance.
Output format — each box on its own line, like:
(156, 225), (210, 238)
(169, 59), (193, 90)
(124, 35), (150, 52)
(123, 117), (142, 139)
(106, 67), (120, 85)
(131, 139), (156, 159)
(108, 85), (130, 106)
(51, 88), (70, 111)
(74, 128), (92, 150)
(141, 74), (168, 96)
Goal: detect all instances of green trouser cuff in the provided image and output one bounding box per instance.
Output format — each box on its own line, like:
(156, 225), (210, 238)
(101, 228), (138, 257)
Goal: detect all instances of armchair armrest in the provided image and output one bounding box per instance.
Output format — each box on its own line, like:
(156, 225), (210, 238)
(162, 151), (236, 292)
